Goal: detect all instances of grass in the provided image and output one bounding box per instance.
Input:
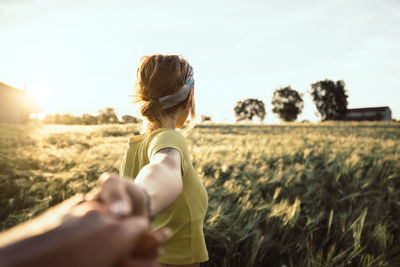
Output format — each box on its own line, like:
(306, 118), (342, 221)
(0, 122), (399, 266)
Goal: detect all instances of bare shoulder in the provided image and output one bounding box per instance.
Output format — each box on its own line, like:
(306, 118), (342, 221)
(152, 147), (182, 165)
(151, 147), (183, 176)
(156, 147), (180, 155)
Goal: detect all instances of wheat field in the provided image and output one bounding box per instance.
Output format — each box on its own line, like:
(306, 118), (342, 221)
(0, 122), (399, 266)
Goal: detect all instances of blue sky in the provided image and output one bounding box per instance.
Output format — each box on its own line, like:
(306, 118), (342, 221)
(1, 0), (399, 122)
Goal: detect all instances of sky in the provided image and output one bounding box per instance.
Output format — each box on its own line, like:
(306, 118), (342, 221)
(0, 0), (399, 123)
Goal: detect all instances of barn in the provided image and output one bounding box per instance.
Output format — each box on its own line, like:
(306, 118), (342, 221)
(0, 82), (40, 124)
(343, 106), (392, 121)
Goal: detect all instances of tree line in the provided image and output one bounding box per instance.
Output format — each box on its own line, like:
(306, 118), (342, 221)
(41, 107), (139, 125)
(234, 78), (348, 122)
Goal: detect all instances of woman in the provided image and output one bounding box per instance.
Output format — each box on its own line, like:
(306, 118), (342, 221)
(120, 54), (208, 267)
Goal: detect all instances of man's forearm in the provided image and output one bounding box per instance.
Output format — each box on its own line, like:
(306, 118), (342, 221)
(0, 194), (85, 248)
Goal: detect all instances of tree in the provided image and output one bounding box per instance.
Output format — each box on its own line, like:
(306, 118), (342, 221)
(43, 113), (80, 124)
(310, 79), (348, 121)
(200, 115), (212, 123)
(271, 86), (304, 122)
(121, 115), (139, 124)
(234, 98), (266, 122)
(82, 113), (98, 125)
(98, 107), (119, 124)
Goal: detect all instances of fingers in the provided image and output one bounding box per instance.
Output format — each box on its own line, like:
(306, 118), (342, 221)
(86, 173), (150, 218)
(118, 227), (170, 266)
(151, 228), (171, 246)
(130, 228), (171, 259)
(130, 232), (159, 258)
(117, 228), (171, 267)
(118, 217), (150, 244)
(98, 217), (168, 267)
(122, 179), (149, 217)
(117, 217), (159, 260)
(65, 200), (106, 221)
(98, 173), (132, 217)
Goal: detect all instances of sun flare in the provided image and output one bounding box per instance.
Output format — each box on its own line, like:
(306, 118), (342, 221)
(29, 112), (47, 121)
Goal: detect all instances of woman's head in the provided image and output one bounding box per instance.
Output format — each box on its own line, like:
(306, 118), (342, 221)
(133, 54), (196, 133)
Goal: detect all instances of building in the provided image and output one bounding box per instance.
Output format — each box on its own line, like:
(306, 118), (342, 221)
(0, 82), (40, 124)
(343, 106), (392, 121)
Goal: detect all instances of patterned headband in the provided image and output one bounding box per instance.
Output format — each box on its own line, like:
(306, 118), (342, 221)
(158, 65), (194, 109)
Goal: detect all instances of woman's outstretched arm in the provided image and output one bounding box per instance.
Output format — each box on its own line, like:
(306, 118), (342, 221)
(134, 148), (183, 216)
(98, 148), (182, 218)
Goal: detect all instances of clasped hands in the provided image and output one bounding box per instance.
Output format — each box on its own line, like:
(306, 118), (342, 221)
(0, 173), (169, 267)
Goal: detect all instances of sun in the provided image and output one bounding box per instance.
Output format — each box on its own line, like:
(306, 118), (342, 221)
(30, 84), (50, 105)
(26, 79), (53, 113)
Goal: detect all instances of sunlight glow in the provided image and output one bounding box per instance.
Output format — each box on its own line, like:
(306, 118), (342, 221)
(29, 112), (47, 121)
(38, 112), (47, 120)
(28, 80), (52, 111)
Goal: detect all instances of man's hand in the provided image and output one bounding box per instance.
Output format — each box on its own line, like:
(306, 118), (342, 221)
(0, 173), (171, 267)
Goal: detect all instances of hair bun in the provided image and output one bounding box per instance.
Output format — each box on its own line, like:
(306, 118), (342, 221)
(133, 54), (196, 133)
(150, 97), (159, 103)
(142, 96), (158, 103)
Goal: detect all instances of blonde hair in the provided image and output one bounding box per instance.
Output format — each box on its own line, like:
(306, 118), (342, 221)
(132, 54), (196, 134)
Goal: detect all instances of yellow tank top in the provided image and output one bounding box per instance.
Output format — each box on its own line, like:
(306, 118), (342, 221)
(119, 128), (209, 265)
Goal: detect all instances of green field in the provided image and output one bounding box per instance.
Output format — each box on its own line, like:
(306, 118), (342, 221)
(1, 122), (399, 266)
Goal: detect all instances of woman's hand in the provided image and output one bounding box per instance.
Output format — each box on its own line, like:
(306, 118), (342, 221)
(88, 172), (152, 218)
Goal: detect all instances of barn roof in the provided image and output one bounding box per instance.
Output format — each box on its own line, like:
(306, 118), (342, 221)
(0, 82), (21, 93)
(347, 106), (391, 112)
(0, 82), (41, 112)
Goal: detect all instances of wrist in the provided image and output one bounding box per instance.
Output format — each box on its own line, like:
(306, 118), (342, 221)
(139, 186), (154, 222)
